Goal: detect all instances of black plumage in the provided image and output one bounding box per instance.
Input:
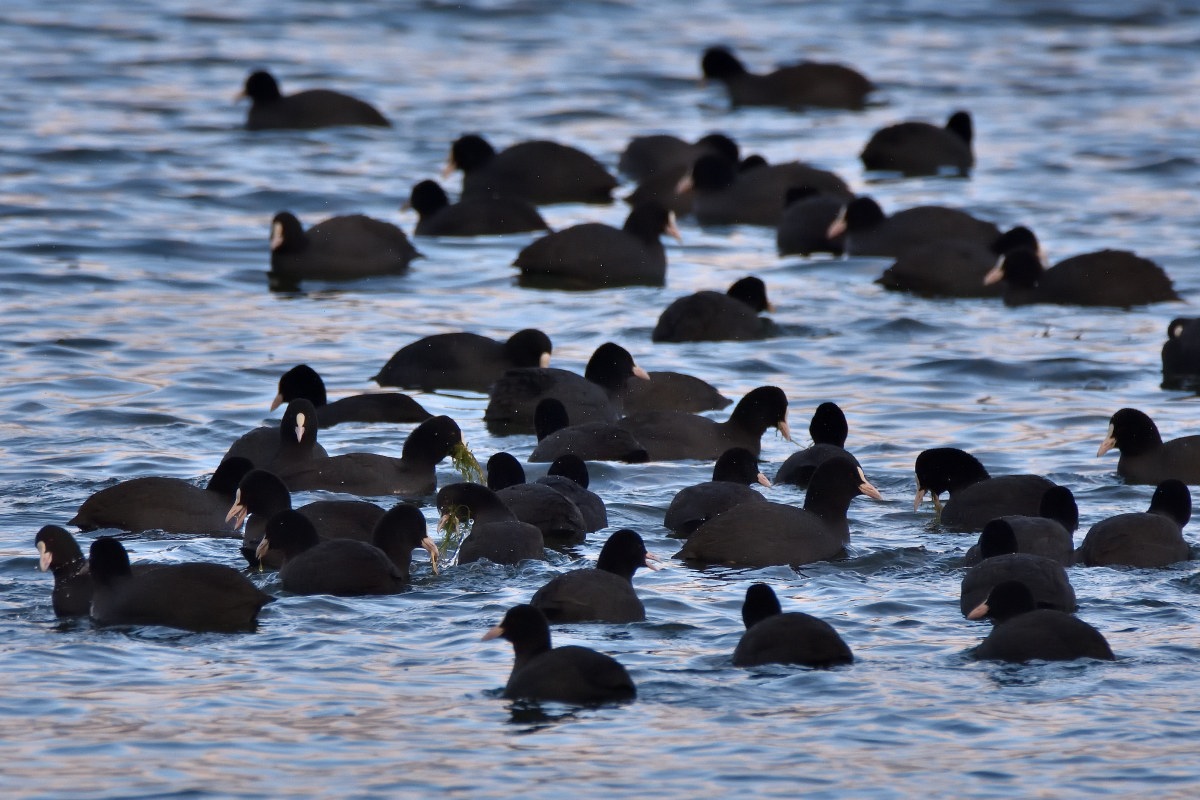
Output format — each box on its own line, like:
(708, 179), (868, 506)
(530, 529), (655, 623)
(481, 604), (637, 704)
(88, 537), (272, 632)
(732, 583), (854, 667)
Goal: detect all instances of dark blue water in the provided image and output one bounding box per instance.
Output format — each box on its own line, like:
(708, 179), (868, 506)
(3, 1), (1200, 797)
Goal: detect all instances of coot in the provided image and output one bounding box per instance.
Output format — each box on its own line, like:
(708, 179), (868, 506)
(914, 447), (1057, 532)
(270, 364), (431, 427)
(652, 276), (775, 342)
(776, 187), (847, 256)
(277, 415), (465, 497)
(829, 196), (1000, 257)
(514, 202), (680, 289)
(406, 179), (549, 236)
(241, 70), (390, 130)
(1161, 318), (1200, 391)
(225, 468), (386, 570)
(373, 328), (552, 393)
(221, 397), (328, 470)
(732, 583), (854, 667)
(984, 248), (1178, 307)
(683, 154), (852, 227)
(967, 581), (1114, 663)
(88, 537), (272, 632)
(69, 457), (252, 536)
(256, 510), (406, 596)
(775, 402), (860, 488)
(1097, 408), (1200, 485)
(959, 519), (1077, 616)
(618, 370), (732, 414)
(437, 483), (546, 566)
(485, 342), (649, 435)
(268, 211), (420, 286)
(618, 385), (791, 461)
(35, 525), (94, 617)
(528, 398), (650, 464)
(481, 604), (637, 704)
(664, 447), (770, 538)
(676, 457), (881, 568)
(536, 455), (608, 532)
(487, 453), (588, 546)
(700, 46), (873, 110)
(962, 485), (1078, 567)
(529, 529), (657, 623)
(1076, 479), (1191, 567)
(860, 111), (974, 177)
(875, 226), (1038, 299)
(446, 134), (617, 205)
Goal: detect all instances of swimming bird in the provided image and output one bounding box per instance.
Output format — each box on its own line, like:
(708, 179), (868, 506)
(536, 455), (608, 532)
(621, 133), (742, 217)
(1076, 479), (1191, 567)
(860, 111), (975, 176)
(651, 276), (775, 342)
(618, 370), (732, 415)
(481, 604), (637, 704)
(914, 448), (1057, 532)
(485, 342), (650, 435)
(270, 364), (431, 427)
(35, 525), (96, 617)
(437, 483), (546, 566)
(529, 398), (650, 464)
(984, 248), (1178, 307)
(277, 415), (466, 497)
(255, 510), (406, 596)
(962, 485), (1078, 567)
(88, 537), (272, 632)
(487, 453), (588, 546)
(365, 503), (440, 579)
(268, 211), (420, 286)
(828, 196), (1000, 258)
(514, 202), (680, 289)
(700, 46), (873, 110)
(775, 402), (860, 488)
(445, 134), (617, 205)
(875, 225), (1039, 299)
(406, 179), (549, 236)
(36, 527), (166, 617)
(676, 457), (882, 568)
(776, 187), (847, 256)
(682, 154), (852, 227)
(68, 457), (252, 536)
(530, 529), (658, 623)
(617, 385), (791, 461)
(1161, 318), (1200, 391)
(664, 447), (770, 537)
(1097, 408), (1200, 485)
(967, 581), (1114, 663)
(732, 583), (854, 667)
(222, 397), (327, 472)
(240, 70), (390, 130)
(373, 328), (552, 393)
(617, 132), (739, 182)
(959, 519), (1077, 617)
(225, 468), (387, 569)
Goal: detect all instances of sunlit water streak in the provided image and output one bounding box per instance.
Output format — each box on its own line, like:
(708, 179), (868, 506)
(2, 0), (1200, 797)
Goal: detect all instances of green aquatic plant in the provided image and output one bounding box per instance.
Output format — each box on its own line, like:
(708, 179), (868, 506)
(450, 441), (484, 484)
(438, 503), (471, 554)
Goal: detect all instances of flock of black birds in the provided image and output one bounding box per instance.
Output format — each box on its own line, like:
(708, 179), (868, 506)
(30, 46), (1200, 707)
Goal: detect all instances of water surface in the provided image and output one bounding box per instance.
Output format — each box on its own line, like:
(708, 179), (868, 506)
(3, 1), (1200, 798)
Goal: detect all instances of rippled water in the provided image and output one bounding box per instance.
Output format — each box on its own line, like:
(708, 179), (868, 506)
(3, 1), (1200, 797)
